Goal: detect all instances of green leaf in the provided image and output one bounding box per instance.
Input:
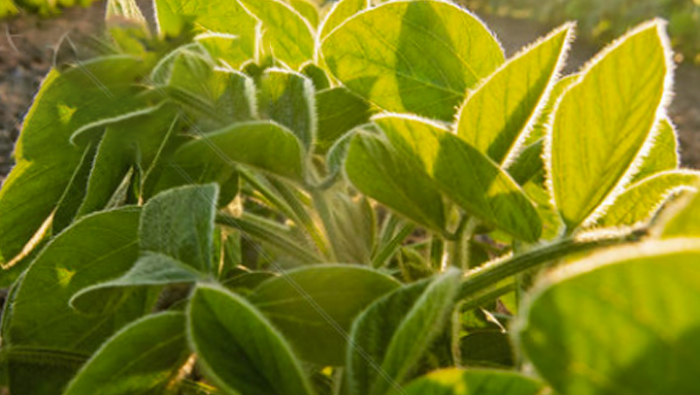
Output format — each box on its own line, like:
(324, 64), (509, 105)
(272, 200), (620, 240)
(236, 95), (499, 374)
(395, 369), (545, 395)
(347, 270), (461, 395)
(319, 0), (367, 39)
(0, 56), (149, 265)
(658, 188), (700, 237)
(322, 0), (504, 121)
(631, 117), (679, 183)
(166, 121), (305, 184)
(597, 170), (700, 227)
(155, 0), (257, 61)
(248, 265), (400, 366)
(525, 74), (578, 145)
(63, 312), (189, 395)
(345, 129), (447, 233)
(316, 87), (373, 153)
(70, 252), (202, 314)
(517, 238), (700, 395)
(301, 63), (331, 91)
(456, 24), (571, 165)
(196, 32), (250, 69)
(548, 22), (671, 231)
(238, 0), (315, 69)
(3, 208), (154, 394)
(258, 69), (316, 150)
(187, 284), (316, 395)
(289, 0), (319, 28)
(506, 138), (543, 186)
(52, 144), (98, 234)
(374, 115), (542, 242)
(140, 184), (218, 272)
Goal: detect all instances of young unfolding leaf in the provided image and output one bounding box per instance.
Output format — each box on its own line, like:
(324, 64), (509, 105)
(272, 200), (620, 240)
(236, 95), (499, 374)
(238, 0), (315, 68)
(597, 170), (699, 227)
(456, 24), (571, 165)
(319, 0), (368, 39)
(347, 270), (461, 395)
(70, 252), (202, 314)
(316, 87), (374, 153)
(394, 369), (546, 395)
(3, 208), (154, 394)
(322, 0), (504, 121)
(631, 117), (679, 183)
(63, 312), (189, 395)
(548, 22), (671, 231)
(372, 115), (542, 242)
(188, 284), (316, 395)
(140, 184), (218, 272)
(248, 265), (400, 366)
(258, 70), (316, 150)
(0, 56), (149, 266)
(518, 239), (700, 395)
(657, 188), (700, 237)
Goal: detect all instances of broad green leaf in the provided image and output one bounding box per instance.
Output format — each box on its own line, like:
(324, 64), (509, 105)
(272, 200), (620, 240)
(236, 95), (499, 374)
(188, 284), (316, 395)
(316, 87), (373, 153)
(258, 70), (316, 150)
(140, 184), (218, 272)
(347, 270), (461, 395)
(323, 191), (377, 264)
(319, 0), (367, 39)
(248, 265), (400, 366)
(374, 115), (541, 242)
(456, 24), (571, 165)
(345, 129), (447, 233)
(154, 0), (257, 62)
(196, 32), (250, 69)
(631, 117), (679, 183)
(460, 332), (515, 368)
(598, 170), (699, 227)
(322, 0), (504, 121)
(289, 0), (319, 27)
(395, 369), (545, 395)
(166, 121), (305, 184)
(518, 238), (700, 395)
(70, 252), (202, 314)
(0, 56), (149, 265)
(238, 0), (315, 69)
(63, 312), (189, 395)
(4, 208), (154, 394)
(548, 22), (670, 231)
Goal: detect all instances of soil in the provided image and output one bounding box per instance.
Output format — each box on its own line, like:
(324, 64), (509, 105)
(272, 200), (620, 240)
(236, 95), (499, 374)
(0, 4), (698, 183)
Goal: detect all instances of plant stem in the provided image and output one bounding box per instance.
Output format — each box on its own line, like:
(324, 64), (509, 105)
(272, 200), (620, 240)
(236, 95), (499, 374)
(457, 227), (647, 300)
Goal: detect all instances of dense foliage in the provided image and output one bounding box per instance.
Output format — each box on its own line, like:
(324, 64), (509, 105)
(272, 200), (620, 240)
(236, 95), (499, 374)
(1, 0), (700, 393)
(465, 0), (700, 63)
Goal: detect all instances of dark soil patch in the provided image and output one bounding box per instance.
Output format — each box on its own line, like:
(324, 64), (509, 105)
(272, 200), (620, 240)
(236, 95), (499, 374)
(0, 5), (698, 183)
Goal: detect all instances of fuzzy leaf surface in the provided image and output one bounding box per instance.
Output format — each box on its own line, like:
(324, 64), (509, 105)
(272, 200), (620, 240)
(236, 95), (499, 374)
(457, 24), (571, 164)
(188, 284), (315, 395)
(548, 23), (669, 230)
(394, 369), (545, 395)
(322, 0), (504, 121)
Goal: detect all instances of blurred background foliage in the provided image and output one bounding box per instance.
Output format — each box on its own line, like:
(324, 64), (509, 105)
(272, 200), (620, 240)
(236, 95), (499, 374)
(464, 0), (700, 64)
(1, 0), (98, 17)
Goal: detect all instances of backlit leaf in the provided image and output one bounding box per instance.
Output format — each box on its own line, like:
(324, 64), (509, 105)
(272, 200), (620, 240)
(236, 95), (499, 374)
(456, 24), (571, 165)
(518, 238), (700, 395)
(395, 369), (545, 395)
(548, 22), (671, 231)
(631, 117), (679, 183)
(322, 0), (504, 121)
